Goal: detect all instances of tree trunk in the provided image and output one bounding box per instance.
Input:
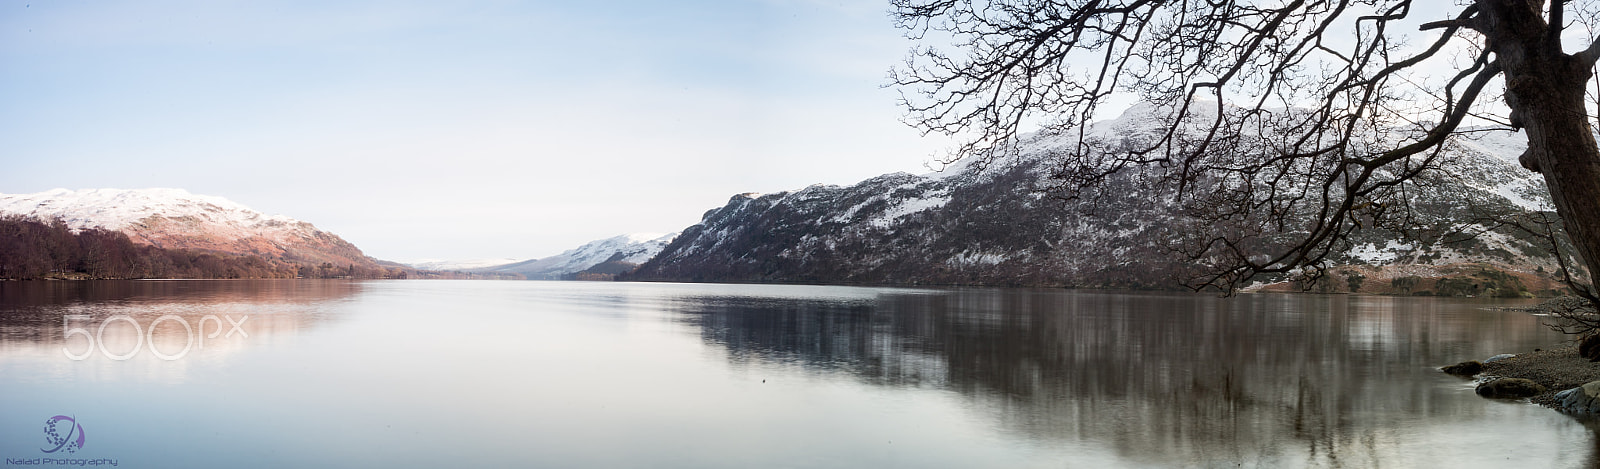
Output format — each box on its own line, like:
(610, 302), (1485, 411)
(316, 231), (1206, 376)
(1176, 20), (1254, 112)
(1528, 108), (1600, 288)
(1481, 0), (1600, 290)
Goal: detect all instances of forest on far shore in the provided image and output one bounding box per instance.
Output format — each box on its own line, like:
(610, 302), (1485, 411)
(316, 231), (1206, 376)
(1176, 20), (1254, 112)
(0, 216), (409, 280)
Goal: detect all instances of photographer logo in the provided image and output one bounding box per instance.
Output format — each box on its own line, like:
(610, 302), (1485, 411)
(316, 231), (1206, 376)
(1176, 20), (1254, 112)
(40, 416), (84, 454)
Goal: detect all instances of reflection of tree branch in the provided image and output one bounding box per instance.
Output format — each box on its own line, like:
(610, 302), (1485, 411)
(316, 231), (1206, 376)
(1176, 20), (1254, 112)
(679, 289), (1534, 463)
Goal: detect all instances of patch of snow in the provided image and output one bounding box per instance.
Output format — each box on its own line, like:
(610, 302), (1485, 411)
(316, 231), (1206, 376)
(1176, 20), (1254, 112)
(1452, 129), (1528, 166)
(869, 195), (951, 229)
(1347, 240), (1415, 265)
(948, 251), (1009, 266)
(1493, 181), (1554, 211)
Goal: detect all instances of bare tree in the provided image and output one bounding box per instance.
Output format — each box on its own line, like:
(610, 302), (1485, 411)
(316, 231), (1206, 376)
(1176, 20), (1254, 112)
(891, 0), (1600, 294)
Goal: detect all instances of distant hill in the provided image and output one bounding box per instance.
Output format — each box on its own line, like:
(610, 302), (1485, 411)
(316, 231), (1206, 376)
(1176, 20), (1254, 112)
(403, 258), (525, 272)
(483, 233), (677, 280)
(0, 188), (381, 267)
(0, 188), (412, 279)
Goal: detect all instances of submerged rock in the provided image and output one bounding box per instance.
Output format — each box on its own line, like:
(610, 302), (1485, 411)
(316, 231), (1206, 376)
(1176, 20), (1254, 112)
(1442, 361), (1485, 376)
(1484, 353), (1517, 363)
(1476, 378), (1547, 399)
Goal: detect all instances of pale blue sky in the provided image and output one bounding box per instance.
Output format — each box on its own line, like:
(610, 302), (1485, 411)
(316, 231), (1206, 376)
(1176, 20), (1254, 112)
(1, 0), (952, 261)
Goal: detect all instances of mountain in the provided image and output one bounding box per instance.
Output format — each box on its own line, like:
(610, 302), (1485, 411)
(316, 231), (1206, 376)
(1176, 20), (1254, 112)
(0, 188), (389, 274)
(627, 104), (1568, 294)
(403, 258), (526, 272)
(486, 233), (678, 280)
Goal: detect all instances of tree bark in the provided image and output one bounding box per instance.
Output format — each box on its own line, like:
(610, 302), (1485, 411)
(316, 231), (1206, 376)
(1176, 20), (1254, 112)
(1481, 0), (1600, 289)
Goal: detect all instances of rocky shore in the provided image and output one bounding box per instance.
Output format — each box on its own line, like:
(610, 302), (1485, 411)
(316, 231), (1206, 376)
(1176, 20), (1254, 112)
(1479, 346), (1600, 407)
(1459, 297), (1600, 411)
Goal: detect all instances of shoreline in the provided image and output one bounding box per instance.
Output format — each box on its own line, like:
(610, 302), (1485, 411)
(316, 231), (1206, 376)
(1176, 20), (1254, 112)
(1480, 346), (1600, 408)
(1474, 297), (1600, 409)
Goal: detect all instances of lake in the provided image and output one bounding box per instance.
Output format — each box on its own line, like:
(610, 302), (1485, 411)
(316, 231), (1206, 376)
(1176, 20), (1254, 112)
(0, 279), (1592, 468)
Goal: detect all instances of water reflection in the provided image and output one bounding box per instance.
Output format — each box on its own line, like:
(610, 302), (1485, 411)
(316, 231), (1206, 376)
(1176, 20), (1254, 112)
(0, 280), (360, 377)
(674, 288), (1579, 466)
(0, 281), (1585, 467)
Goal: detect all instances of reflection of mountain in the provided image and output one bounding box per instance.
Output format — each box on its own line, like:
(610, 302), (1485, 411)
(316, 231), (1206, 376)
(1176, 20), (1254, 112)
(0, 280), (363, 362)
(672, 289), (1557, 464)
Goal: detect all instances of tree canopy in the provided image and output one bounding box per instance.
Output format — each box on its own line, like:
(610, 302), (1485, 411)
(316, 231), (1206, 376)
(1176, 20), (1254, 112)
(892, 0), (1600, 296)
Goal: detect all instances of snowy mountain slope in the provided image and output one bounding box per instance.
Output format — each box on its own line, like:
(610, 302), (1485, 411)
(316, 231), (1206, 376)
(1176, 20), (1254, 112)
(488, 233), (678, 280)
(628, 104), (1566, 290)
(630, 156), (1177, 286)
(1448, 130), (1554, 212)
(0, 188), (380, 268)
(0, 188), (295, 231)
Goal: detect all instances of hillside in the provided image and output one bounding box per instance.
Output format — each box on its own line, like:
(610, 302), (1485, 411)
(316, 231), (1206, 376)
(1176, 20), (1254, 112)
(0, 188), (381, 268)
(0, 188), (413, 279)
(626, 104), (1568, 294)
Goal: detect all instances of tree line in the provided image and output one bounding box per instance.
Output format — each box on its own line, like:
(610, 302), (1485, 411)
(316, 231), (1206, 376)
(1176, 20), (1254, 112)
(0, 215), (407, 280)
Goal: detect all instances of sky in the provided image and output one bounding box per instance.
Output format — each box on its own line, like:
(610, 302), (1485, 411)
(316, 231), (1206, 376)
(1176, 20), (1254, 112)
(0, 0), (960, 262)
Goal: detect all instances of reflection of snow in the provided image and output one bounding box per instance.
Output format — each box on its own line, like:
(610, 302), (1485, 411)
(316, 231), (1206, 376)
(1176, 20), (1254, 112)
(0, 300), (315, 383)
(1347, 310), (1397, 351)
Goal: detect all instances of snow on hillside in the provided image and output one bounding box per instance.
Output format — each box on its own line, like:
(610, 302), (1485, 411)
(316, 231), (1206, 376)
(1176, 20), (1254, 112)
(0, 188), (310, 241)
(0, 188), (375, 266)
(633, 102), (1563, 288)
(1450, 130), (1553, 212)
(489, 233), (678, 279)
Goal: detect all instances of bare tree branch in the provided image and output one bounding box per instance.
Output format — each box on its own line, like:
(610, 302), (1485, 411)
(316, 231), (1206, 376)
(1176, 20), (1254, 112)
(892, 0), (1600, 299)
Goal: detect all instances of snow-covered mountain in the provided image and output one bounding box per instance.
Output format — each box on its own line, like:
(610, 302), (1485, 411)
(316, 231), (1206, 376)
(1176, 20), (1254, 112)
(627, 104), (1567, 293)
(403, 258), (526, 272)
(0, 188), (380, 268)
(486, 233), (678, 280)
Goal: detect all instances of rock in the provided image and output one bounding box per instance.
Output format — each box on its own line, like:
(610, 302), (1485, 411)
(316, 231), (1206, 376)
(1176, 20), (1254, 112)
(1581, 334), (1600, 361)
(1476, 378), (1547, 399)
(1484, 353), (1517, 363)
(1441, 360), (1484, 376)
(1556, 381), (1600, 414)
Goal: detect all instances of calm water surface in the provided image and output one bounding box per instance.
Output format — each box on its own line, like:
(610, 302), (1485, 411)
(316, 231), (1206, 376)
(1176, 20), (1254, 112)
(0, 280), (1593, 467)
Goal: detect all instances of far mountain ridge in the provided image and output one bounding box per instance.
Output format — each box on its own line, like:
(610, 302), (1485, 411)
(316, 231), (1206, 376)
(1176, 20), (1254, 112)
(482, 233), (679, 280)
(403, 258), (527, 272)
